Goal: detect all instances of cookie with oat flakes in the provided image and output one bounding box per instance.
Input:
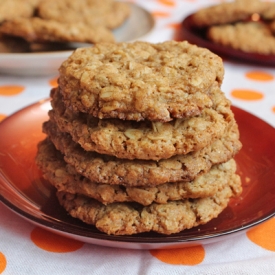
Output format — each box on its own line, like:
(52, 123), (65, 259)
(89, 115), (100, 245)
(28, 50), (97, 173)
(0, 17), (115, 43)
(0, 0), (39, 23)
(43, 117), (241, 187)
(58, 41), (224, 122)
(261, 2), (275, 20)
(49, 85), (233, 160)
(191, 0), (270, 28)
(35, 138), (241, 206)
(37, 0), (130, 30)
(207, 22), (275, 55)
(42, 118), (241, 187)
(56, 173), (241, 235)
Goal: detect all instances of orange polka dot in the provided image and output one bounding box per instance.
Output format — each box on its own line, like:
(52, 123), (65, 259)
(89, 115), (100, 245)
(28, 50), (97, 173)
(231, 89), (264, 101)
(157, 0), (176, 7)
(245, 71), (274, 81)
(0, 85), (25, 96)
(0, 113), (6, 122)
(0, 252), (7, 274)
(246, 218), (275, 252)
(167, 23), (181, 30)
(272, 106), (275, 113)
(31, 227), (84, 253)
(150, 245), (205, 265)
(49, 77), (58, 87)
(152, 11), (170, 17)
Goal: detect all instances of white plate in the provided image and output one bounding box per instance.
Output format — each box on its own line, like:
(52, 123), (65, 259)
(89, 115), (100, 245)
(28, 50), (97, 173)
(0, 3), (154, 76)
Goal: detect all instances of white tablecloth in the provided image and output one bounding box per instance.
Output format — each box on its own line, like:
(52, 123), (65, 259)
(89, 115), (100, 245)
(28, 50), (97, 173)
(0, 1), (274, 274)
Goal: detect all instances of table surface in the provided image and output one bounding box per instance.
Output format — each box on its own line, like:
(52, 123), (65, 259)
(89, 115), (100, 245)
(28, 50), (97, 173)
(0, 0), (274, 274)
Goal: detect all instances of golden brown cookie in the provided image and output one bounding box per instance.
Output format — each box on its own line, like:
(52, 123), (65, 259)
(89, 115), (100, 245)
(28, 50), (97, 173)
(0, 17), (115, 43)
(49, 83), (234, 160)
(35, 137), (241, 206)
(56, 174), (242, 235)
(37, 0), (130, 30)
(58, 41), (224, 122)
(191, 0), (270, 27)
(0, 0), (39, 23)
(42, 118), (241, 187)
(207, 22), (275, 55)
(261, 2), (275, 20)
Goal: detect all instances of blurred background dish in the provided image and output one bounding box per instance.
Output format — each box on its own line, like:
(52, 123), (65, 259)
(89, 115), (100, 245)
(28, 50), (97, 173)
(0, 3), (154, 76)
(178, 14), (275, 66)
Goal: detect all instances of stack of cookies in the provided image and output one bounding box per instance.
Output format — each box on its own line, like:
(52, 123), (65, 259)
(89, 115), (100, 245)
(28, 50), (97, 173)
(36, 41), (242, 235)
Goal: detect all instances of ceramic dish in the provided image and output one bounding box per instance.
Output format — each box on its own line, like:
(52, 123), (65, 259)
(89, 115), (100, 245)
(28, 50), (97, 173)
(0, 3), (154, 76)
(0, 99), (275, 250)
(178, 14), (275, 66)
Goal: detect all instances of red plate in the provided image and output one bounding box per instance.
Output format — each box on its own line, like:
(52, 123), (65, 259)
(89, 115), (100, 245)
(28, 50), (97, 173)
(177, 14), (275, 66)
(0, 99), (275, 249)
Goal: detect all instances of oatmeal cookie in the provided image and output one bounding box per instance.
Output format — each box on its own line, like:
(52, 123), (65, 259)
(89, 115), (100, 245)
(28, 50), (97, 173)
(58, 41), (224, 122)
(0, 17), (115, 43)
(207, 22), (275, 55)
(36, 138), (241, 206)
(191, 0), (270, 28)
(42, 119), (241, 186)
(261, 2), (275, 20)
(0, 0), (39, 23)
(49, 85), (233, 160)
(56, 175), (242, 235)
(38, 0), (130, 30)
